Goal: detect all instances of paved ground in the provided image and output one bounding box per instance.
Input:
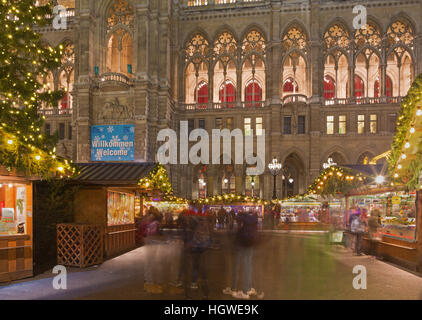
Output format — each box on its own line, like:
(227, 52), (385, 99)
(1, 232), (422, 300)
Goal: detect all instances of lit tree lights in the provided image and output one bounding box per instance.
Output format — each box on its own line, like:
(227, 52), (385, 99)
(307, 166), (366, 197)
(389, 74), (422, 189)
(138, 164), (174, 196)
(0, 0), (74, 177)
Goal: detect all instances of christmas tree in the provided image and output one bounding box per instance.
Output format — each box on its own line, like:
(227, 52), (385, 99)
(0, 0), (75, 177)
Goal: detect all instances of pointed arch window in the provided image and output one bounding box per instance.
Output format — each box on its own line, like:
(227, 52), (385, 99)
(106, 0), (134, 76)
(107, 29), (133, 75)
(245, 80), (262, 107)
(283, 77), (298, 94)
(195, 81), (209, 104)
(219, 80), (236, 107)
(374, 76), (393, 98)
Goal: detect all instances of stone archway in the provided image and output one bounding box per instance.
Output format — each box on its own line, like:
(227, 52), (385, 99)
(283, 153), (306, 197)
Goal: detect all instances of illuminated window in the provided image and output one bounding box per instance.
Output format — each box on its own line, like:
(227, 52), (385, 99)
(256, 117), (263, 136)
(370, 114), (377, 134)
(339, 115), (346, 134)
(358, 115), (365, 134)
(244, 118), (252, 136)
(326, 116), (334, 135)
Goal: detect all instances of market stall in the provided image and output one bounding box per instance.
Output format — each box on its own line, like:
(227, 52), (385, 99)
(0, 167), (33, 282)
(72, 162), (169, 258)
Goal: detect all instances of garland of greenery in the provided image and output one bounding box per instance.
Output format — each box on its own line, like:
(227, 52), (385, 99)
(191, 193), (269, 205)
(307, 166), (366, 198)
(389, 73), (422, 189)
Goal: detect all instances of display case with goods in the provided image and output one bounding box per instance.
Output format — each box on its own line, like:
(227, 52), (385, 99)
(0, 169), (34, 283)
(348, 191), (417, 242)
(107, 191), (135, 226)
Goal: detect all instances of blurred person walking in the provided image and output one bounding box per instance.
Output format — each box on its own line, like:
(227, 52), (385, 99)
(189, 210), (213, 298)
(143, 207), (166, 294)
(351, 213), (366, 256)
(223, 210), (263, 299)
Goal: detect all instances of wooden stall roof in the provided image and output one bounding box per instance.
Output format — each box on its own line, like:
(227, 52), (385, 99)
(74, 162), (157, 186)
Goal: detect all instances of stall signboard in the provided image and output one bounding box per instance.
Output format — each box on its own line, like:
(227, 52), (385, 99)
(91, 125), (135, 161)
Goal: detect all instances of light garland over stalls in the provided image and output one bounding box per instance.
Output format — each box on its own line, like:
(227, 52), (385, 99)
(191, 193), (270, 206)
(307, 166), (366, 197)
(0, 0), (75, 177)
(389, 73), (422, 189)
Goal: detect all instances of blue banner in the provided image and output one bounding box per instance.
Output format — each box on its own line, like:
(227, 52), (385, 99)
(91, 125), (135, 161)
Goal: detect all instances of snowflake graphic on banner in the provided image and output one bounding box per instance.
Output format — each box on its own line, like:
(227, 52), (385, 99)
(107, 126), (114, 133)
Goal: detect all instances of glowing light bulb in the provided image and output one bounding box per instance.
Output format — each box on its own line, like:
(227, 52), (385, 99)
(398, 164), (402, 169)
(417, 109), (422, 116)
(375, 176), (385, 184)
(401, 154), (407, 160)
(57, 166), (64, 172)
(35, 155), (41, 160)
(7, 139), (13, 144)
(410, 127), (415, 134)
(405, 142), (410, 149)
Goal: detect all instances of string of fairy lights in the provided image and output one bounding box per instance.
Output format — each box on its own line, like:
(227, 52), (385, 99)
(389, 74), (422, 189)
(0, 0), (76, 178)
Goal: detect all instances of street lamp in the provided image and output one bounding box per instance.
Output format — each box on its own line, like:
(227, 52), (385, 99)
(268, 158), (282, 200)
(251, 176), (255, 197)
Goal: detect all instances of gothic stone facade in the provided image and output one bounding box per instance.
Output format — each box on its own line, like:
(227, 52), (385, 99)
(39, 0), (422, 199)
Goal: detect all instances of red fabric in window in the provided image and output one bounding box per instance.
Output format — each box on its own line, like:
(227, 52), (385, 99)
(374, 80), (380, 98)
(354, 75), (364, 98)
(324, 76), (335, 99)
(220, 82), (236, 107)
(374, 77), (392, 98)
(196, 83), (208, 104)
(61, 93), (68, 109)
(283, 78), (298, 93)
(245, 81), (262, 107)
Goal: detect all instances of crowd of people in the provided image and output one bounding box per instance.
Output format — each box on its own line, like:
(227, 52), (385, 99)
(137, 205), (264, 299)
(135, 203), (384, 298)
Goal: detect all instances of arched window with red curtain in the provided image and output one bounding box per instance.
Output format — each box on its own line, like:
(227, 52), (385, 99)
(354, 75), (364, 98)
(61, 93), (69, 110)
(245, 80), (262, 107)
(324, 76), (335, 99)
(374, 76), (393, 98)
(219, 80), (236, 108)
(195, 81), (208, 108)
(283, 77), (298, 94)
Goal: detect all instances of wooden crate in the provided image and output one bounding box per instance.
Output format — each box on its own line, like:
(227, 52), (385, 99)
(57, 223), (103, 268)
